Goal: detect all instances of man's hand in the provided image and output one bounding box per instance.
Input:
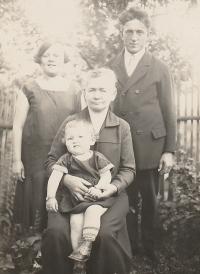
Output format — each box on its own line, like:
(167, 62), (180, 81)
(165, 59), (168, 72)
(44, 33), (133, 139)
(158, 152), (174, 175)
(63, 175), (91, 201)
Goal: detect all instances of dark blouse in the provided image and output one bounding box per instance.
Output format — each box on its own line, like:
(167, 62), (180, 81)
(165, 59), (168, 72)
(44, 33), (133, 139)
(22, 80), (81, 146)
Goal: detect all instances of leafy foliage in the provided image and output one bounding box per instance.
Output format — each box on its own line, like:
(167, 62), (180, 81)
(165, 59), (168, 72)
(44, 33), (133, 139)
(152, 151), (200, 273)
(10, 233), (41, 273)
(159, 151), (200, 254)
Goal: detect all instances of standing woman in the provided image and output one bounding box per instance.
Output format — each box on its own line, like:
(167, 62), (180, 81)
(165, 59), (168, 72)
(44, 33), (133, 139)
(12, 41), (81, 233)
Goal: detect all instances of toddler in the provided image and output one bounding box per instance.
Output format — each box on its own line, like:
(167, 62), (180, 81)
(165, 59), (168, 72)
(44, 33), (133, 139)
(46, 119), (115, 264)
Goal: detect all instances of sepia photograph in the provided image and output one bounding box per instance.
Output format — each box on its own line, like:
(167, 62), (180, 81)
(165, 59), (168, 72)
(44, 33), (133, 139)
(0, 0), (200, 273)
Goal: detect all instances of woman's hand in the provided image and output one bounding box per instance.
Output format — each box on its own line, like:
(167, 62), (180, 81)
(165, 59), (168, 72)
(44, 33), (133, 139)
(84, 184), (118, 201)
(99, 184), (118, 200)
(46, 197), (58, 212)
(12, 89), (29, 182)
(12, 160), (25, 182)
(63, 175), (92, 201)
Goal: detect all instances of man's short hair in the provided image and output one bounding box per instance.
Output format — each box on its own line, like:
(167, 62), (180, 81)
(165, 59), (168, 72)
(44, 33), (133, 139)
(119, 7), (151, 30)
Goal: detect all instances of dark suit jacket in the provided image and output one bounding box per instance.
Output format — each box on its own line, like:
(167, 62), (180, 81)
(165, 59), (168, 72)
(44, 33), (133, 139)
(110, 50), (176, 170)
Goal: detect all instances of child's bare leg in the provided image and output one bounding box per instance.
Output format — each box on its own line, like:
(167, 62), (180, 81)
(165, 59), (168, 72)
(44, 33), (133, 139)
(70, 213), (84, 250)
(83, 205), (107, 240)
(69, 205), (107, 262)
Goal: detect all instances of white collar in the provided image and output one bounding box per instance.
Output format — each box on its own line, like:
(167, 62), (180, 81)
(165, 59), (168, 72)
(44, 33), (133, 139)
(124, 48), (145, 63)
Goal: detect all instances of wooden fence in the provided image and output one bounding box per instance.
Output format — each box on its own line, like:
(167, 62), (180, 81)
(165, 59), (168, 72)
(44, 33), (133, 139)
(176, 80), (200, 173)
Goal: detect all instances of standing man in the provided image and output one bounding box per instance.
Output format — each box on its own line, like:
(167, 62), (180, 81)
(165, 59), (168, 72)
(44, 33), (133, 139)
(110, 7), (176, 261)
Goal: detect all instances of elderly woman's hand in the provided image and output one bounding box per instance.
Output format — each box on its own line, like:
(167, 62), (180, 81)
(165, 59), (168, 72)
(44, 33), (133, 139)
(86, 184), (117, 201)
(12, 160), (25, 182)
(63, 174), (92, 201)
(99, 184), (118, 199)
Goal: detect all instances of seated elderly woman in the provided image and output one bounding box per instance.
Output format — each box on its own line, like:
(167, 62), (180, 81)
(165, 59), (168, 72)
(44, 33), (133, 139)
(42, 68), (136, 274)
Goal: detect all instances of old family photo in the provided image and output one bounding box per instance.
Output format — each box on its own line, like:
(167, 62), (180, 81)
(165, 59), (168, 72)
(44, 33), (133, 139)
(0, 0), (200, 274)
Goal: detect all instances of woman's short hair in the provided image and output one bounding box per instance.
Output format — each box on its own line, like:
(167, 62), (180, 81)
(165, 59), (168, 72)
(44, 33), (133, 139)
(34, 41), (69, 64)
(119, 7), (151, 30)
(85, 67), (117, 91)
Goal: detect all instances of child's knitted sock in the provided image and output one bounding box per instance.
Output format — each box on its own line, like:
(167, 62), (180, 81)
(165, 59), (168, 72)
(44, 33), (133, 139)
(82, 226), (99, 241)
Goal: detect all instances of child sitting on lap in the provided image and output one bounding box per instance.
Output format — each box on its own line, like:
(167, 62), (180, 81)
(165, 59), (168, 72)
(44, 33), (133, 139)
(46, 119), (115, 265)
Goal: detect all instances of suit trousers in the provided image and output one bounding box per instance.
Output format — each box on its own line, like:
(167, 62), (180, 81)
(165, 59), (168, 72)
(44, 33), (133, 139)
(127, 169), (159, 253)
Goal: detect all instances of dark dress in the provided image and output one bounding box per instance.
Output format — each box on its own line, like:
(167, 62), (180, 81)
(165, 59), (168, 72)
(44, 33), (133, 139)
(54, 151), (115, 213)
(13, 80), (80, 232)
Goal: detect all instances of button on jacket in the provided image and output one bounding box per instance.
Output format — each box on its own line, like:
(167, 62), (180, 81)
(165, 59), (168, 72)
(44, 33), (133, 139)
(110, 51), (177, 170)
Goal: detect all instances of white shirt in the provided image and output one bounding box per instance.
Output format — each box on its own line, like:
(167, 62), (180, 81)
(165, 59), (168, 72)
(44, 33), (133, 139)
(124, 48), (145, 76)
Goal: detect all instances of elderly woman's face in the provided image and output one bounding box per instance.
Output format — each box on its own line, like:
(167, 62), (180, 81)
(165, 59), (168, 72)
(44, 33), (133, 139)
(84, 77), (116, 112)
(40, 44), (65, 77)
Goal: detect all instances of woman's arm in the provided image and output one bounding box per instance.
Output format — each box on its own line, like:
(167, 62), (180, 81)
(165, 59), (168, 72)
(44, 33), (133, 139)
(111, 121), (136, 193)
(87, 121), (136, 200)
(12, 89), (29, 181)
(45, 119), (67, 176)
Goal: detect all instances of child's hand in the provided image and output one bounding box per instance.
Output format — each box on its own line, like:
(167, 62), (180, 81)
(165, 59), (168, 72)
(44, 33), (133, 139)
(12, 160), (25, 182)
(87, 187), (102, 200)
(46, 197), (58, 212)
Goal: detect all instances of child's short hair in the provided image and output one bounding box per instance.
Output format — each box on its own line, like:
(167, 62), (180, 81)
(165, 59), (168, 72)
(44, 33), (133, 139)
(64, 119), (95, 139)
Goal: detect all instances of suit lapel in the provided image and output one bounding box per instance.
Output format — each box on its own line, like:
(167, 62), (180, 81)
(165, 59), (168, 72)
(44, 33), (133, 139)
(126, 52), (152, 91)
(112, 50), (128, 86)
(113, 51), (152, 94)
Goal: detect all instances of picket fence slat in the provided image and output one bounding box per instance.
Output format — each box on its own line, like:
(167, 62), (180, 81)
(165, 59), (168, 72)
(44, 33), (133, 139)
(176, 82), (200, 173)
(196, 87), (200, 164)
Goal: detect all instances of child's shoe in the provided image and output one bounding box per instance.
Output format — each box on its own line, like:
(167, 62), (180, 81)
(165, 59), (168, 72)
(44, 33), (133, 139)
(73, 261), (86, 274)
(69, 240), (92, 262)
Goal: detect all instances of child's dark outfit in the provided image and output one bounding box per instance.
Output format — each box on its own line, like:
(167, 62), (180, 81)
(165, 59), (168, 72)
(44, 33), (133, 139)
(53, 150), (115, 214)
